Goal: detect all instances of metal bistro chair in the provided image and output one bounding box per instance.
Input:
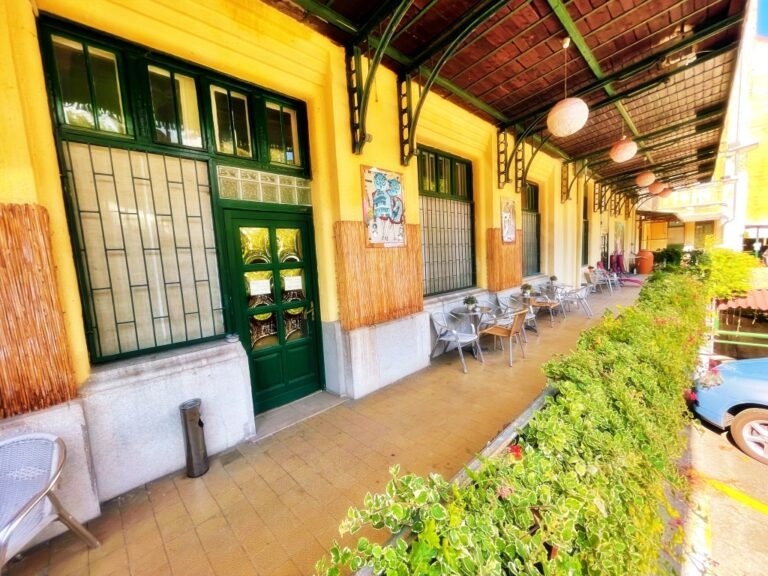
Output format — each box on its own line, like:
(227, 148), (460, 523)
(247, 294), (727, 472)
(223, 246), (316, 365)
(589, 269), (613, 295)
(430, 312), (484, 373)
(0, 434), (100, 567)
(480, 308), (528, 366)
(561, 285), (593, 318)
(532, 291), (566, 327)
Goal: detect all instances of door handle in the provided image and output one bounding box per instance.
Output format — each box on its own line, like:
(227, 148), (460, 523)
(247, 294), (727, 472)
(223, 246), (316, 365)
(305, 304), (315, 320)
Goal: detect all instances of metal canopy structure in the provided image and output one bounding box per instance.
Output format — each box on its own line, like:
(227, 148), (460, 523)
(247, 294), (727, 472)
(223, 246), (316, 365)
(267, 0), (745, 208)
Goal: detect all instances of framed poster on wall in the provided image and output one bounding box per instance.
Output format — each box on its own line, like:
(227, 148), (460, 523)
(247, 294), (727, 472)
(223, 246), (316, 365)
(361, 166), (405, 247)
(501, 197), (516, 243)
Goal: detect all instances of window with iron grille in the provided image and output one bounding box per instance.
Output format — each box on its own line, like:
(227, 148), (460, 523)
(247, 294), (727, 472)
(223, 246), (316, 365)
(582, 188), (589, 266)
(522, 182), (540, 277)
(418, 147), (474, 296)
(42, 21), (311, 361)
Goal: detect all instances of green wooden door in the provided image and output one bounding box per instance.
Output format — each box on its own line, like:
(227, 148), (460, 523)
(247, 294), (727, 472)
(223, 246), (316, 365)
(224, 210), (322, 413)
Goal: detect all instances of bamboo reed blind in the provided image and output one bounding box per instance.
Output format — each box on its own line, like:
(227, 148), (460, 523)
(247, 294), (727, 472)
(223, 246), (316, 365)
(334, 222), (423, 331)
(486, 228), (523, 292)
(0, 204), (76, 418)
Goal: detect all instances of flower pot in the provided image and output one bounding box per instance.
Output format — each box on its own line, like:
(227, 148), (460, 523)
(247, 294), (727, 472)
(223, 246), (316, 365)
(635, 250), (654, 274)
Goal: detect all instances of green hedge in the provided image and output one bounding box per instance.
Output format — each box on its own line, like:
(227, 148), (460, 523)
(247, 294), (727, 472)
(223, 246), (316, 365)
(316, 272), (707, 576)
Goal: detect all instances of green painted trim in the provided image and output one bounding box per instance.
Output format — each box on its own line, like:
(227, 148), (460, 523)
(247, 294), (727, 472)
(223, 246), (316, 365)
(417, 146), (477, 295)
(713, 340), (768, 349)
(222, 209), (325, 412)
(405, 0), (510, 72)
(716, 330), (768, 340)
(288, 0), (357, 33)
(546, 0), (644, 146)
(573, 107), (725, 161)
(40, 17), (316, 363)
(503, 12), (743, 129)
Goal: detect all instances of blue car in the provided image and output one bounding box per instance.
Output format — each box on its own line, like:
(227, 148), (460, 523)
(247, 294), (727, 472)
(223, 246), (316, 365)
(694, 357), (768, 465)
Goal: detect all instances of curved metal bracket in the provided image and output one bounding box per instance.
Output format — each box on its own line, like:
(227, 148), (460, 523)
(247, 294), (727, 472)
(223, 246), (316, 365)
(349, 0), (414, 155)
(399, 0), (509, 165)
(563, 159), (588, 203)
(593, 183), (603, 213)
(497, 130), (509, 189)
(500, 111), (549, 185)
(522, 132), (549, 188)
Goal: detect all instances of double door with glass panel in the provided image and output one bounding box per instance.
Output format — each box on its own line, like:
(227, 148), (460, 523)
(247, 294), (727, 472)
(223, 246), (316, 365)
(225, 212), (321, 412)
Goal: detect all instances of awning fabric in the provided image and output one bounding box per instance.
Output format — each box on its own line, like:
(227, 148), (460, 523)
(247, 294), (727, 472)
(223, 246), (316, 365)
(717, 289), (768, 311)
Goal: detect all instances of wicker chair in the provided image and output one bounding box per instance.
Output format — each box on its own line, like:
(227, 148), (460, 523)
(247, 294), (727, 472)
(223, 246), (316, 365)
(480, 308), (528, 366)
(0, 434), (99, 567)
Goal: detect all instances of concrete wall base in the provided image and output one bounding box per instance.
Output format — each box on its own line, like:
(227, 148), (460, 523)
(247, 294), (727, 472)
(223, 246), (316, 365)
(80, 339), (255, 502)
(0, 400), (101, 547)
(322, 312), (431, 399)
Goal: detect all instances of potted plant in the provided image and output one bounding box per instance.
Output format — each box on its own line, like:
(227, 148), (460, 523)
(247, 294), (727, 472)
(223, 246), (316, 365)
(463, 295), (478, 310)
(549, 275), (558, 285)
(520, 283), (532, 297)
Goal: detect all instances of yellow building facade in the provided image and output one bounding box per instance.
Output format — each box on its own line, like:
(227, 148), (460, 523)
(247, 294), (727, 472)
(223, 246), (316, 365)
(2, 0), (629, 386)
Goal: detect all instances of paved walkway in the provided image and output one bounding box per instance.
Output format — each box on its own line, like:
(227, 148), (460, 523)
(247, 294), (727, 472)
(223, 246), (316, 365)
(3, 288), (641, 576)
(685, 421), (768, 576)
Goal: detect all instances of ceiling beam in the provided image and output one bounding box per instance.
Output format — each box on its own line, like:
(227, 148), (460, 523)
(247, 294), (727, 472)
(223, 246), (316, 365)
(404, 0), (510, 74)
(545, 0), (644, 150)
(501, 12), (743, 129)
(390, 0), (440, 42)
(289, 0), (357, 33)
(589, 121), (722, 171)
(353, 0), (407, 44)
(506, 41), (737, 133)
(572, 104), (725, 161)
(289, 0), (519, 128)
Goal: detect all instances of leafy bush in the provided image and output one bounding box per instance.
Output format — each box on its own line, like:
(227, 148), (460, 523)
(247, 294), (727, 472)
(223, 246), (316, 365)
(693, 247), (756, 300)
(316, 272), (707, 576)
(655, 246), (683, 267)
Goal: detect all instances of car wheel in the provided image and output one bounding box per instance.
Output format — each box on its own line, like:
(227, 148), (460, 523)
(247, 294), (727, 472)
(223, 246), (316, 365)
(731, 408), (768, 465)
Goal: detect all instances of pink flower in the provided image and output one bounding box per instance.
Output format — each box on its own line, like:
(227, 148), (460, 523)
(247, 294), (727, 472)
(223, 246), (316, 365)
(683, 389), (698, 402)
(507, 444), (523, 460)
(496, 485), (514, 499)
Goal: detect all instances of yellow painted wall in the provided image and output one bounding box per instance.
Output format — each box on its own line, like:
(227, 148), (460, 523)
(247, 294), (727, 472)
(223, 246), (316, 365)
(747, 38), (768, 224)
(0, 0), (90, 383)
(3, 0), (582, 381)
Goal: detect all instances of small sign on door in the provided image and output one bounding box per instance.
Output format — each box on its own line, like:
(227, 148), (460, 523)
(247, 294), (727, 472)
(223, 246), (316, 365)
(249, 279), (271, 296)
(284, 275), (303, 291)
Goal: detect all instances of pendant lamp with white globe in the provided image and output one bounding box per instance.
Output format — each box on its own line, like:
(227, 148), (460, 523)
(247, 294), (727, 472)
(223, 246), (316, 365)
(546, 38), (589, 138)
(649, 181), (666, 195)
(609, 135), (638, 163)
(635, 171), (655, 187)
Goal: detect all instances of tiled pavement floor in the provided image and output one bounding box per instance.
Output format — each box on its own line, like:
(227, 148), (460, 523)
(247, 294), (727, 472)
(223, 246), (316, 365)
(3, 287), (641, 576)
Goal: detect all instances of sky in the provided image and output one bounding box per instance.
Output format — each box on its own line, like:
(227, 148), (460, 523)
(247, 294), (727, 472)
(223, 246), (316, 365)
(760, 0), (768, 37)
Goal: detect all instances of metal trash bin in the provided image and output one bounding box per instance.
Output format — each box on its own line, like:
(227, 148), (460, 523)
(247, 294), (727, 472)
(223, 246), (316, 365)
(179, 398), (209, 478)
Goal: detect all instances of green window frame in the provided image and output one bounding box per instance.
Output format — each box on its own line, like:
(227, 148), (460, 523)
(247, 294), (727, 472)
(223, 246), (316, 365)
(40, 19), (314, 363)
(50, 34), (132, 137)
(210, 84), (253, 158)
(522, 181), (541, 277)
(418, 147), (475, 296)
(147, 64), (203, 149)
(265, 100), (303, 168)
(41, 19), (311, 179)
(581, 188), (589, 266)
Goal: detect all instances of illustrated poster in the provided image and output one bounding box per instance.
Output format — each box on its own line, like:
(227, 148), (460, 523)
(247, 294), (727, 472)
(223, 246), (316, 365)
(501, 197), (516, 243)
(361, 166), (405, 247)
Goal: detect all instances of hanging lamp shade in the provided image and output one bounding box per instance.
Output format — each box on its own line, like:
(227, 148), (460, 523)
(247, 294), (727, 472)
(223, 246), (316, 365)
(635, 171), (656, 187)
(659, 187), (672, 198)
(609, 136), (638, 163)
(546, 97), (590, 137)
(649, 181), (666, 195)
